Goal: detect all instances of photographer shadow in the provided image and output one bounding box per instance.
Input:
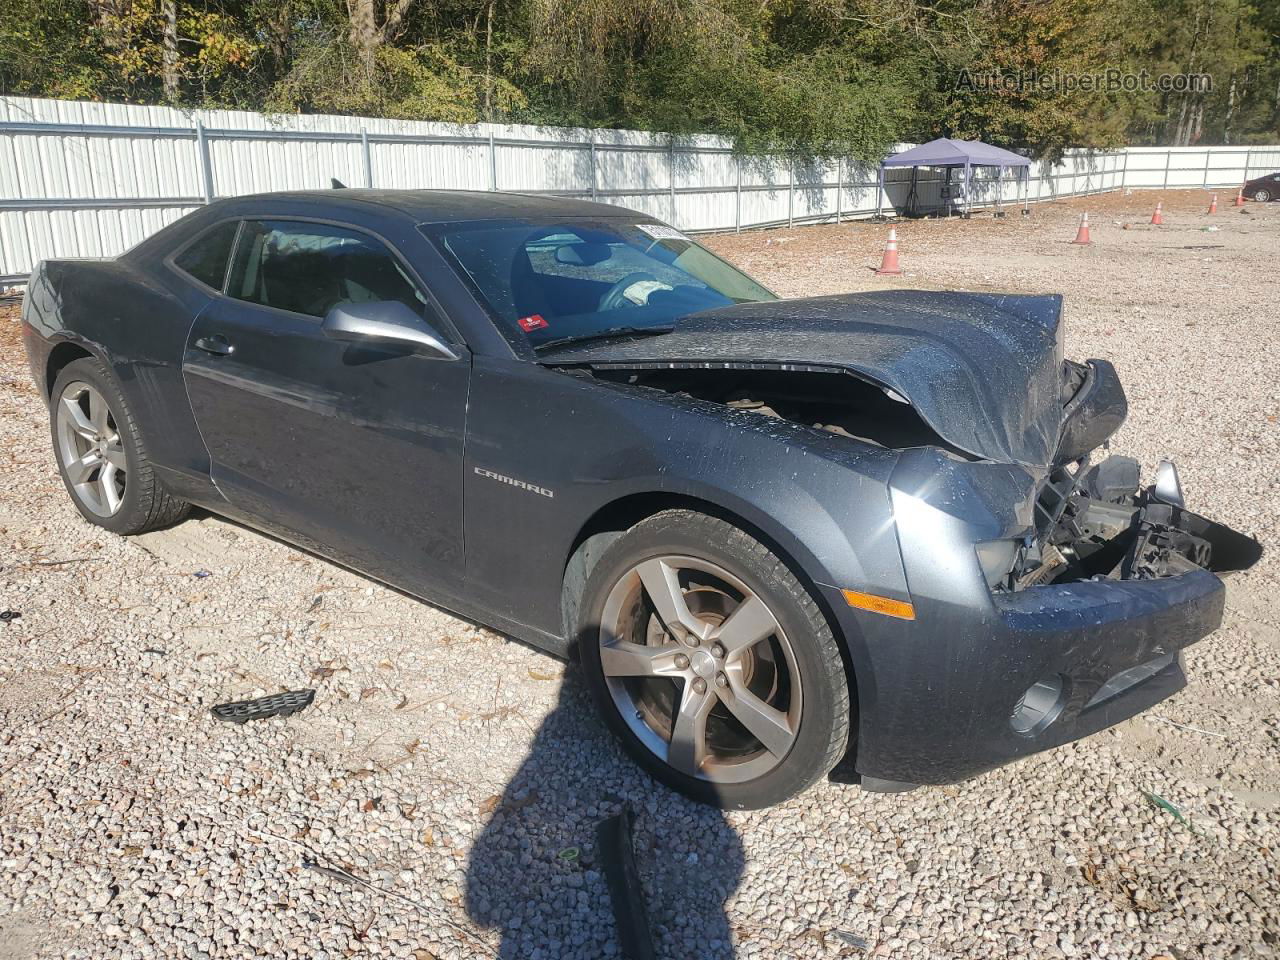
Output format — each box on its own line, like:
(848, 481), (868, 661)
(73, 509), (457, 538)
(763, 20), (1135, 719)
(464, 666), (745, 959)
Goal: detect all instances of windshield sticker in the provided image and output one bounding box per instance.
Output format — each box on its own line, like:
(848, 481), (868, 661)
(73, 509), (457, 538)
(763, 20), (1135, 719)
(636, 223), (691, 243)
(518, 314), (549, 332)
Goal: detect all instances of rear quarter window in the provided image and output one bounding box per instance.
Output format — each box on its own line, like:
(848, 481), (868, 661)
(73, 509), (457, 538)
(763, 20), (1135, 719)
(173, 220), (240, 290)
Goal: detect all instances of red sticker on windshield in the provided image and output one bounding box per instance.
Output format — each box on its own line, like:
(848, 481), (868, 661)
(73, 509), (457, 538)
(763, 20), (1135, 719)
(519, 314), (548, 332)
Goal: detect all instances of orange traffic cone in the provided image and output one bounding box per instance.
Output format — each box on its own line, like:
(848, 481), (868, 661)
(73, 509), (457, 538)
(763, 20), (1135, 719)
(1071, 212), (1092, 245)
(1207, 193), (1218, 214)
(1234, 187), (1245, 207)
(1151, 202), (1164, 225)
(875, 228), (903, 275)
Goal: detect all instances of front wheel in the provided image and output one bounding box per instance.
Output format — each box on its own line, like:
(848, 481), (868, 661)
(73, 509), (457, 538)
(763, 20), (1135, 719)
(577, 510), (850, 809)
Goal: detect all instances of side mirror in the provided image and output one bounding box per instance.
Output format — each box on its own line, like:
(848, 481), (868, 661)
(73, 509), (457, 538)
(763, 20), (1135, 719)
(321, 301), (460, 360)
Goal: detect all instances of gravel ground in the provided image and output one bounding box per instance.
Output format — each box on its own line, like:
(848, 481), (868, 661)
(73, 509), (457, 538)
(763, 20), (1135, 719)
(1, 188), (1278, 960)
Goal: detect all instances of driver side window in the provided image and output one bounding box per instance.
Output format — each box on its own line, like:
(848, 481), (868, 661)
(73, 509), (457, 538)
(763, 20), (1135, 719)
(227, 220), (429, 321)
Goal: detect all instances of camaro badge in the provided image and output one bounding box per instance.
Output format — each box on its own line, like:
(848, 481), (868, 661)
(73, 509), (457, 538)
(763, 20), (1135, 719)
(474, 466), (555, 498)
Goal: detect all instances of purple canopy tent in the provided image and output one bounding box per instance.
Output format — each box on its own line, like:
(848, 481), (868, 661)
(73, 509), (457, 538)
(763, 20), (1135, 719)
(877, 138), (1031, 219)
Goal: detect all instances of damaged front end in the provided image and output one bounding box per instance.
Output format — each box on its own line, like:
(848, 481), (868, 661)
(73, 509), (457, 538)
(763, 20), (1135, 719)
(541, 288), (1263, 785)
(864, 428), (1262, 785)
(863, 365), (1262, 783)
(1008, 454), (1263, 591)
(1003, 356), (1260, 590)
(542, 287), (1261, 592)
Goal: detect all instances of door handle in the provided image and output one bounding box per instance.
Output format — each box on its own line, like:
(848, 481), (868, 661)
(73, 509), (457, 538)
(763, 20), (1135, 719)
(194, 335), (235, 356)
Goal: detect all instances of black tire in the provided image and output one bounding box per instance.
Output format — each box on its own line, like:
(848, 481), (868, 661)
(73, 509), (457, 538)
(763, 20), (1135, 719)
(577, 509), (850, 809)
(1255, 188), (1271, 203)
(49, 357), (190, 535)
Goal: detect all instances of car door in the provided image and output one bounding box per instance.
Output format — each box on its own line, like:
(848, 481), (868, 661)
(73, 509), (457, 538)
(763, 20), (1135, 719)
(181, 217), (470, 595)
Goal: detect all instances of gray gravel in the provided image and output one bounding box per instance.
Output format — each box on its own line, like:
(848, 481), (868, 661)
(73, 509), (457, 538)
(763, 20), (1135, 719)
(1, 189), (1278, 959)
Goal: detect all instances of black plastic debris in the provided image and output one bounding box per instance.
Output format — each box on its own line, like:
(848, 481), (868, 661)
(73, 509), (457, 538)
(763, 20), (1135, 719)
(212, 688), (315, 724)
(827, 930), (869, 950)
(193, 569), (212, 579)
(0, 610), (20, 623)
(596, 807), (654, 960)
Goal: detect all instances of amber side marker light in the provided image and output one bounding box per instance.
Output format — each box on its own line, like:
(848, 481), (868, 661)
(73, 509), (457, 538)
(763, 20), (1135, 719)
(842, 589), (916, 621)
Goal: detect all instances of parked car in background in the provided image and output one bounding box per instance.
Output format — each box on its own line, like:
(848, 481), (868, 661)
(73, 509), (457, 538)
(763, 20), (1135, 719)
(20, 190), (1261, 809)
(1242, 172), (1280, 202)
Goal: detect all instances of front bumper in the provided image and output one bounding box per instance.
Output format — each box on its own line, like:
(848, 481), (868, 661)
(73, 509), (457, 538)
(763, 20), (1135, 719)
(826, 567), (1223, 785)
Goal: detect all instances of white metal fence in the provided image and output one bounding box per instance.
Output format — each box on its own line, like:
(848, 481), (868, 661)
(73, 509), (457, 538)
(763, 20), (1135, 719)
(2, 95), (1279, 285)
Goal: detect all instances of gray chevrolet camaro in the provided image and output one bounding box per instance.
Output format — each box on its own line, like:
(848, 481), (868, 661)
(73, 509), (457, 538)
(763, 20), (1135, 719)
(21, 190), (1260, 809)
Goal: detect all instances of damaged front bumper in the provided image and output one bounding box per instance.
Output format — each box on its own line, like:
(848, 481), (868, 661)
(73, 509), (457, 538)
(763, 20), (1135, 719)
(826, 450), (1261, 788)
(1011, 455), (1261, 588)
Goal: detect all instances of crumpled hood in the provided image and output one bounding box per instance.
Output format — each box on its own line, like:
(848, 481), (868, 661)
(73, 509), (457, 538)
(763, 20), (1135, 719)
(541, 289), (1068, 466)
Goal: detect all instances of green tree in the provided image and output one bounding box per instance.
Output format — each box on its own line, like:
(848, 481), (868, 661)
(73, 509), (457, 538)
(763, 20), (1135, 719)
(1148, 0), (1269, 144)
(2, 0), (1277, 156)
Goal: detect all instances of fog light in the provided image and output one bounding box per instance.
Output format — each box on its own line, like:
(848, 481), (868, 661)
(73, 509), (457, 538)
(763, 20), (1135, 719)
(1010, 675), (1067, 736)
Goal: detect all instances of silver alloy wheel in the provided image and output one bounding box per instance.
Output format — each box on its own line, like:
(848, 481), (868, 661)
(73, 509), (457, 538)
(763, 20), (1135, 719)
(599, 555), (802, 784)
(55, 381), (127, 517)
(1257, 188), (1271, 203)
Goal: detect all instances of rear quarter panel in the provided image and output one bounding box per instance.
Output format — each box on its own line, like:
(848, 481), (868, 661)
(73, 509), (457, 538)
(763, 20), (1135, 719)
(22, 254), (214, 486)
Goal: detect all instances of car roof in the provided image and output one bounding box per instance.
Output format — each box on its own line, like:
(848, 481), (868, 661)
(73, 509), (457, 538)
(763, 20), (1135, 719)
(210, 189), (641, 224)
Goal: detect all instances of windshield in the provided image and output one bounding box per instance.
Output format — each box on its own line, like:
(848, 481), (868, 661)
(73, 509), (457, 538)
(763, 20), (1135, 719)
(426, 219), (775, 350)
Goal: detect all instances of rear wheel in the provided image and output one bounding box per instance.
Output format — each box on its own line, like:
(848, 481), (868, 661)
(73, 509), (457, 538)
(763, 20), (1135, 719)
(1255, 188), (1271, 203)
(578, 510), (850, 809)
(50, 357), (190, 535)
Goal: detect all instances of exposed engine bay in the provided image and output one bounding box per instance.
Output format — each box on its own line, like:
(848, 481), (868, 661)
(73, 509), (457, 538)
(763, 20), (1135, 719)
(543, 290), (1113, 467)
(592, 366), (977, 458)
(588, 356), (1122, 466)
